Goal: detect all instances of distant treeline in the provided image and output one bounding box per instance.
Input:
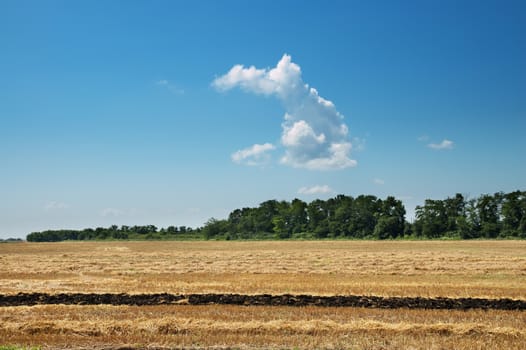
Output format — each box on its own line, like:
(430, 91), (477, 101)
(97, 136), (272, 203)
(26, 225), (199, 242)
(0, 238), (23, 243)
(26, 191), (526, 242)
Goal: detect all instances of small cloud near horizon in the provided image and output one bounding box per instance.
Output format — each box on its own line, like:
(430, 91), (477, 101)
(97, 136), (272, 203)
(373, 178), (385, 185)
(298, 185), (334, 195)
(428, 139), (454, 150)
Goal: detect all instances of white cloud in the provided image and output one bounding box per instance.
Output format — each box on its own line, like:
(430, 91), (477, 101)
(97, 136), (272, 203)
(281, 120), (326, 147)
(298, 185), (334, 195)
(156, 79), (184, 95)
(373, 178), (385, 185)
(283, 142), (356, 170)
(428, 139), (454, 150)
(213, 54), (356, 170)
(212, 54), (302, 97)
(231, 143), (276, 166)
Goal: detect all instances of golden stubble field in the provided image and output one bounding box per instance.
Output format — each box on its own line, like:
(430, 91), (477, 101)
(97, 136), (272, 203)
(1, 240), (525, 349)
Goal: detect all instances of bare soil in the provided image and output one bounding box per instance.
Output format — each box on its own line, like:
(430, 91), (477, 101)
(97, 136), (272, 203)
(1, 292), (525, 310)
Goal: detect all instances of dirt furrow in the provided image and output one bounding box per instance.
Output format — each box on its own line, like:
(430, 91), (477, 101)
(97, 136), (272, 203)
(0, 293), (525, 310)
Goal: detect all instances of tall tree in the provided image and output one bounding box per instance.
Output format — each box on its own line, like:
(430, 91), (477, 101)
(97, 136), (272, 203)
(307, 199), (329, 237)
(501, 191), (526, 236)
(374, 196), (406, 239)
(443, 193), (466, 233)
(289, 198), (308, 234)
(414, 199), (448, 238)
(477, 193), (501, 238)
(349, 195), (380, 238)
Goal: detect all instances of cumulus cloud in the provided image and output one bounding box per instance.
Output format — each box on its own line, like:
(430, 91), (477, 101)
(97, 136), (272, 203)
(298, 185), (334, 195)
(213, 54), (356, 170)
(428, 139), (454, 150)
(231, 143), (276, 166)
(282, 119), (326, 146)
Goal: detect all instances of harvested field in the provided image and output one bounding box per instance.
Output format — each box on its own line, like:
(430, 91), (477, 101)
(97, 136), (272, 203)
(1, 240), (525, 298)
(0, 240), (525, 349)
(1, 305), (525, 349)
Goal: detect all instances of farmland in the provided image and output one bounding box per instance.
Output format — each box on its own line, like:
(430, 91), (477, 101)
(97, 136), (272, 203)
(1, 240), (525, 349)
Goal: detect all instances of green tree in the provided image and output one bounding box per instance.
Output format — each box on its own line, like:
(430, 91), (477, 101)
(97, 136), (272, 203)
(348, 195), (380, 238)
(202, 218), (228, 239)
(272, 216), (289, 239)
(501, 191), (526, 236)
(374, 216), (401, 239)
(289, 198), (308, 234)
(307, 199), (328, 233)
(331, 195), (354, 237)
(414, 199), (448, 238)
(477, 193), (501, 238)
(255, 200), (279, 233)
(444, 193), (466, 234)
(374, 196), (405, 239)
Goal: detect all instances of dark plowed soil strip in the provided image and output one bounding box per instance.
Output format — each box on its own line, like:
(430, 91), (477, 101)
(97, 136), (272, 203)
(0, 293), (524, 310)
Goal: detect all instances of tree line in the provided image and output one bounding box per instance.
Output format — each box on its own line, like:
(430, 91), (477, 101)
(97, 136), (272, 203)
(26, 225), (199, 242)
(0, 238), (23, 243)
(413, 191), (526, 239)
(26, 190), (526, 242)
(202, 195), (405, 240)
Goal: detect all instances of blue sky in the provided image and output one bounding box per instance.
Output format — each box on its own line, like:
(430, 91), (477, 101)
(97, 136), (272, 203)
(1, 0), (525, 238)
